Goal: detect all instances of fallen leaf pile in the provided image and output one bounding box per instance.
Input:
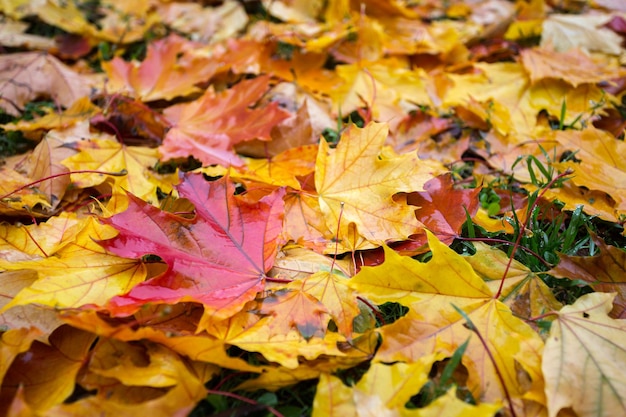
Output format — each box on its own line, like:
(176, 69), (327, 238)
(1, 0), (626, 416)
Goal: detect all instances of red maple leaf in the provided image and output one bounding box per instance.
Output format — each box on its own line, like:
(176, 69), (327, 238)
(408, 173), (481, 244)
(99, 174), (285, 320)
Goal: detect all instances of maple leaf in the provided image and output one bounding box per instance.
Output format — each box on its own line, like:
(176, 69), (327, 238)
(408, 173), (481, 245)
(101, 34), (222, 101)
(235, 85), (335, 158)
(203, 144), (318, 191)
(4, 0), (626, 414)
(553, 127), (626, 215)
(327, 61), (433, 124)
(528, 181), (620, 224)
(349, 233), (492, 306)
(283, 190), (333, 252)
(548, 232), (626, 318)
(312, 356), (438, 416)
(0, 211), (81, 260)
(442, 61), (607, 138)
(100, 174), (285, 320)
(541, 13), (625, 55)
(0, 52), (92, 116)
(351, 232), (544, 410)
(313, 356), (502, 417)
(0, 217), (147, 311)
(256, 288), (330, 340)
(61, 136), (179, 210)
(159, 75), (291, 167)
(520, 46), (621, 87)
(291, 271), (360, 337)
(316, 122), (445, 250)
(543, 292), (626, 417)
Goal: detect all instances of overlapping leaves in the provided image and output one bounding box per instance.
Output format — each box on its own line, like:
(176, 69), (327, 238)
(1, 0), (626, 415)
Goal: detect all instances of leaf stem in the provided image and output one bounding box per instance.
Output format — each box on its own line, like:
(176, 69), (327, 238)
(494, 170), (572, 299)
(205, 389), (285, 417)
(452, 304), (517, 417)
(21, 224), (49, 257)
(0, 169), (128, 201)
(357, 296), (385, 326)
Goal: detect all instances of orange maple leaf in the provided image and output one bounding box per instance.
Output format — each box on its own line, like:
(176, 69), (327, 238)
(160, 75), (291, 167)
(102, 34), (222, 101)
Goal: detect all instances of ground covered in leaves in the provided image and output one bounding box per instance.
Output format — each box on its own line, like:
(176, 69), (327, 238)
(1, 0), (626, 416)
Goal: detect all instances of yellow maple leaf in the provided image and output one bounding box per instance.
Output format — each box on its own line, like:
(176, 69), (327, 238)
(351, 232), (544, 411)
(553, 127), (626, 215)
(443, 62), (607, 137)
(349, 233), (492, 306)
(316, 122), (445, 250)
(0, 212), (81, 260)
(313, 355), (500, 416)
(328, 61), (432, 125)
(61, 137), (179, 208)
(0, 217), (146, 311)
